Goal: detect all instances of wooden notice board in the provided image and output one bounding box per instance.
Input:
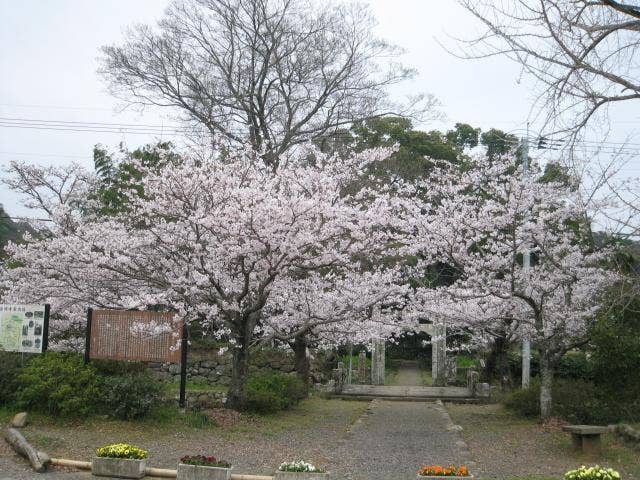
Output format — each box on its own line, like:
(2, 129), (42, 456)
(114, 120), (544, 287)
(87, 309), (182, 363)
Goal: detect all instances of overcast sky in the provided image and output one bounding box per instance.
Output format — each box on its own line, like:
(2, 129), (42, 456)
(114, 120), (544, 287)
(1, 0), (638, 218)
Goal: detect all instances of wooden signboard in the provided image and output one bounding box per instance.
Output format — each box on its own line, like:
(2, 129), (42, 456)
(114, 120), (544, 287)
(86, 309), (182, 363)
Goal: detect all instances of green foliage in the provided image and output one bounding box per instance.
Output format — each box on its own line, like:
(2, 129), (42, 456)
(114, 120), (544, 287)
(0, 352), (25, 405)
(245, 372), (307, 414)
(15, 352), (101, 417)
(446, 123), (481, 150)
(91, 142), (181, 216)
(457, 354), (480, 368)
(589, 287), (640, 403)
(99, 371), (162, 420)
(503, 380), (541, 418)
(480, 128), (519, 160)
(557, 351), (592, 381)
(504, 378), (640, 423)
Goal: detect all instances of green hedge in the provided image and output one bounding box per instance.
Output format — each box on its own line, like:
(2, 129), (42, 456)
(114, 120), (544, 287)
(245, 372), (307, 414)
(504, 378), (640, 424)
(15, 352), (102, 417)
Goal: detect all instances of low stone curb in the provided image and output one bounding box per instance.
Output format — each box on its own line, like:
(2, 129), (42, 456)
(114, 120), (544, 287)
(437, 401), (476, 469)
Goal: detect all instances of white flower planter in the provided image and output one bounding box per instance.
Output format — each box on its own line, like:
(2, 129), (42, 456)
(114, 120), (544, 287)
(274, 471), (330, 480)
(177, 463), (232, 480)
(92, 457), (146, 479)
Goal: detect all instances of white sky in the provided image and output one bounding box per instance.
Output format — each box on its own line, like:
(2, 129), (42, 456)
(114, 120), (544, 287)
(1, 0), (638, 218)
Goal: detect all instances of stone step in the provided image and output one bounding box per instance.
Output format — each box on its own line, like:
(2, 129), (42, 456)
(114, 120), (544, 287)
(335, 394), (479, 403)
(341, 384), (472, 398)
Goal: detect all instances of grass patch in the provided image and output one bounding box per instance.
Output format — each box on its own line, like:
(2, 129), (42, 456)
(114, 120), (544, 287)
(447, 403), (640, 480)
(384, 364), (399, 385)
(420, 369), (433, 386)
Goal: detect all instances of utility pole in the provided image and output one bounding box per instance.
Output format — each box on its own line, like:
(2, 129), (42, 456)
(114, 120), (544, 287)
(521, 129), (531, 389)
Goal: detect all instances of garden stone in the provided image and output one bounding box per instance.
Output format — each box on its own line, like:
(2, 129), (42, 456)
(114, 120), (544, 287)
(11, 412), (28, 428)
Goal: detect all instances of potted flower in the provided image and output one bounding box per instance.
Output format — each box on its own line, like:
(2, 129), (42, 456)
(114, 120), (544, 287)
(275, 461), (329, 479)
(565, 466), (621, 480)
(177, 455), (232, 480)
(417, 465), (473, 480)
(92, 443), (148, 479)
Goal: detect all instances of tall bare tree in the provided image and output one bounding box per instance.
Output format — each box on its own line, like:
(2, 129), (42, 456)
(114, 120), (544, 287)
(99, 0), (435, 168)
(455, 0), (640, 139)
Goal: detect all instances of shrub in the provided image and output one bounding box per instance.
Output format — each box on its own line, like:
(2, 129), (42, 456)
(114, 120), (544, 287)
(503, 379), (540, 417)
(557, 351), (592, 381)
(0, 352), (25, 405)
(15, 352), (101, 417)
(504, 378), (640, 423)
(100, 371), (162, 420)
(92, 359), (148, 376)
(245, 372), (306, 414)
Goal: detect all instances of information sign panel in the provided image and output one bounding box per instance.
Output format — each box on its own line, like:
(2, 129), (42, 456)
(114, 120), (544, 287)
(0, 304), (50, 353)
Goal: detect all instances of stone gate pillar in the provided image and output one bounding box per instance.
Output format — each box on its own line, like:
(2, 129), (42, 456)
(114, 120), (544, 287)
(431, 322), (447, 386)
(371, 340), (386, 385)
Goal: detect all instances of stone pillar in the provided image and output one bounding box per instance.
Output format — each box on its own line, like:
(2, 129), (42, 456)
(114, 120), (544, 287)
(357, 351), (367, 384)
(431, 322), (447, 386)
(371, 340), (386, 385)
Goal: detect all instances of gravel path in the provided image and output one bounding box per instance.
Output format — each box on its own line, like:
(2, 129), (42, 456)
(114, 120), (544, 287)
(394, 365), (422, 386)
(1, 399), (470, 480)
(329, 400), (471, 480)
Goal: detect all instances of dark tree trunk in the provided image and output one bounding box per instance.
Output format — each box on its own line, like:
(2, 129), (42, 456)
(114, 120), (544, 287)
(226, 336), (252, 411)
(293, 333), (311, 393)
(539, 351), (555, 421)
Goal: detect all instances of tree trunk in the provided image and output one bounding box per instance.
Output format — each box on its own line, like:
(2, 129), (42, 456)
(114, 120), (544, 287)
(539, 352), (555, 421)
(226, 339), (252, 411)
(293, 334), (311, 393)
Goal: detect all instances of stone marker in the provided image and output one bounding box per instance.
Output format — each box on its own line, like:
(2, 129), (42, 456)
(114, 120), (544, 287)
(11, 412), (28, 428)
(357, 351), (367, 384)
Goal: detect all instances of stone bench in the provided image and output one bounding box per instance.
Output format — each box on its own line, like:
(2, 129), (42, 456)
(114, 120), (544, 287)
(562, 425), (609, 456)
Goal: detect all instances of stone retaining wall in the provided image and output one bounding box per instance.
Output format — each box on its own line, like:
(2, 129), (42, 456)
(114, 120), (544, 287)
(148, 348), (328, 386)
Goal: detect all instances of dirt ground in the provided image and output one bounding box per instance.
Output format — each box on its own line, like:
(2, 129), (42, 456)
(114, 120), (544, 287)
(447, 403), (640, 480)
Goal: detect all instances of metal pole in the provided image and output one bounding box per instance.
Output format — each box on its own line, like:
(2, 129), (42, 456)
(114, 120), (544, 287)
(521, 132), (531, 388)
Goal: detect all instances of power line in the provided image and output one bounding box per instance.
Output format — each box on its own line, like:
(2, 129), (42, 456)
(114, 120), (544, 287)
(0, 215), (53, 222)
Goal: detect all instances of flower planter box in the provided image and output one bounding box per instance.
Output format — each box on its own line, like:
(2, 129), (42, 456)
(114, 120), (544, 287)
(417, 476), (474, 480)
(177, 463), (232, 480)
(274, 472), (330, 480)
(92, 457), (146, 479)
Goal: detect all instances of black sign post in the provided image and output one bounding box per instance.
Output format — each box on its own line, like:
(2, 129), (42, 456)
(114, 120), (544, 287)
(84, 308), (93, 364)
(41, 304), (51, 352)
(179, 323), (188, 408)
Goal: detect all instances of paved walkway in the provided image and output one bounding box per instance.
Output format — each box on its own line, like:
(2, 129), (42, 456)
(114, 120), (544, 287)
(394, 363), (422, 386)
(330, 400), (471, 480)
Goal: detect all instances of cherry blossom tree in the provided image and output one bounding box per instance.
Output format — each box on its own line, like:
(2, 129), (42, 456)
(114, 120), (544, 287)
(407, 153), (613, 419)
(2, 145), (411, 410)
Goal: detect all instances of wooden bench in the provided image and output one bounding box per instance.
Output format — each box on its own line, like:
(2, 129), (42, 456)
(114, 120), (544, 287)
(562, 425), (609, 457)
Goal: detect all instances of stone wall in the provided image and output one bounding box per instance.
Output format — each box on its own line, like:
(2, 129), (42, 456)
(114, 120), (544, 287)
(148, 348), (300, 385)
